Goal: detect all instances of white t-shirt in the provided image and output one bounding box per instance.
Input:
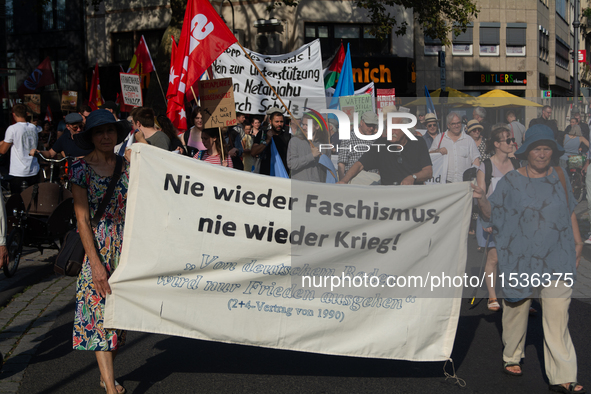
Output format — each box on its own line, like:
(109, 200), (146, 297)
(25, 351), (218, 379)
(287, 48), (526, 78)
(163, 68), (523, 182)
(5, 122), (39, 177)
(430, 130), (480, 183)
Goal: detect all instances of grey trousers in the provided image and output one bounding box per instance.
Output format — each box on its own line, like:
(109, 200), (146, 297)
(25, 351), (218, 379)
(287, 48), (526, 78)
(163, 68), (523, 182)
(502, 282), (577, 385)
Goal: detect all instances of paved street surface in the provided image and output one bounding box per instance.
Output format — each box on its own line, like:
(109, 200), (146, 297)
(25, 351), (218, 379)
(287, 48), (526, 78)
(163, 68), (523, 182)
(0, 207), (589, 393)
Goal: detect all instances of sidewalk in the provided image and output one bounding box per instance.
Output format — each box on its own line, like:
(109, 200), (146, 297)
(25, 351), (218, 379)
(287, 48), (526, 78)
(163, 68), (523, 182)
(0, 251), (76, 393)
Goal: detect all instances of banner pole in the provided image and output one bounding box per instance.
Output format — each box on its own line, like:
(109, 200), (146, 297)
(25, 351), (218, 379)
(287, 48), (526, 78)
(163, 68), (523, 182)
(190, 86), (198, 104)
(154, 71), (167, 106)
(218, 127), (226, 166)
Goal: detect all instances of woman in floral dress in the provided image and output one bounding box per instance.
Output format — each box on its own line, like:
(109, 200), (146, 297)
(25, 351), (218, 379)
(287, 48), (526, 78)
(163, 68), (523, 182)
(70, 109), (130, 394)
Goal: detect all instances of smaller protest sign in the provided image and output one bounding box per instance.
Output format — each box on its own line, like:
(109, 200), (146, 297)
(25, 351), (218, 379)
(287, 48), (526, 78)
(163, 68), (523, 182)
(198, 78), (237, 129)
(376, 88), (395, 111)
(61, 90), (78, 112)
(23, 94), (41, 115)
(339, 94), (373, 123)
(119, 73), (143, 107)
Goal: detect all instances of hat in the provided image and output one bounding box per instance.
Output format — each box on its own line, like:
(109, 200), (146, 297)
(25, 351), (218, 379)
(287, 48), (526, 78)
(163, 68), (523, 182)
(73, 109), (129, 150)
(266, 106), (284, 116)
(466, 119), (483, 133)
(328, 118), (339, 130)
(514, 124), (565, 160)
(99, 101), (117, 111)
(361, 111), (379, 126)
(65, 113), (84, 124)
(381, 105), (398, 114)
(424, 113), (437, 123)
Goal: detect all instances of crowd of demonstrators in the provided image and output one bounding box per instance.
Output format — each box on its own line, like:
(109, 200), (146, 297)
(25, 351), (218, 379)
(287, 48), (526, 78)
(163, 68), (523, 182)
(70, 109), (129, 394)
(336, 111), (380, 185)
(251, 107), (291, 176)
(31, 113), (92, 160)
(338, 115), (432, 186)
(474, 125), (584, 394)
(430, 111), (481, 183)
(287, 113), (331, 182)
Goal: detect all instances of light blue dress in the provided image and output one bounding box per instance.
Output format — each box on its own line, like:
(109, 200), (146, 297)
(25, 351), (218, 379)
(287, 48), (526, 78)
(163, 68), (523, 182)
(487, 168), (577, 300)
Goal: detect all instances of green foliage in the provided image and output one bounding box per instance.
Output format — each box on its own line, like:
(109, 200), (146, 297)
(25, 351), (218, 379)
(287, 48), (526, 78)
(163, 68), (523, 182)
(268, 0), (479, 45)
(583, 7), (591, 19)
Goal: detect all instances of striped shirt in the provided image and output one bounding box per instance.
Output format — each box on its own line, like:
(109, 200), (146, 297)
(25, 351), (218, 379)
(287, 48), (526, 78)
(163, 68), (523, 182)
(193, 151), (234, 168)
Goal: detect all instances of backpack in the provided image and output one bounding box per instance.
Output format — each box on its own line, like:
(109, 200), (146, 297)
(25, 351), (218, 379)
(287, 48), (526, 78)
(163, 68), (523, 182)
(483, 157), (520, 194)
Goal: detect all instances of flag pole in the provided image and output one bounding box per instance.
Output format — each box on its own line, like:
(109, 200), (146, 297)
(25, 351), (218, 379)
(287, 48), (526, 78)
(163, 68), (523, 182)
(154, 71), (167, 105)
(235, 42), (310, 147)
(218, 127), (226, 166)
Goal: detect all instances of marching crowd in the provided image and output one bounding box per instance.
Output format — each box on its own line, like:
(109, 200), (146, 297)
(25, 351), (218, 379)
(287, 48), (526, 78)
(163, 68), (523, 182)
(0, 100), (586, 394)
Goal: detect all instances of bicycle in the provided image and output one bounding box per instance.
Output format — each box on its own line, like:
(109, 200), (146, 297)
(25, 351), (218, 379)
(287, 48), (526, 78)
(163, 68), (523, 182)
(567, 154), (586, 203)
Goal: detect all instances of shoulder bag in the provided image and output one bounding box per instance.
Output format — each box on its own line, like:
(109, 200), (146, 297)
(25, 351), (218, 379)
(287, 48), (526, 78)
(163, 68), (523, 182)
(54, 156), (123, 276)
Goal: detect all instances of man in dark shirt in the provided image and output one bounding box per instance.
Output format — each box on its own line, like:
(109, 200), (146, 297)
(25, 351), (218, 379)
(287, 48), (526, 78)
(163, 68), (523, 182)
(30, 113), (92, 159)
(251, 107), (291, 176)
(529, 105), (560, 141)
(337, 121), (433, 185)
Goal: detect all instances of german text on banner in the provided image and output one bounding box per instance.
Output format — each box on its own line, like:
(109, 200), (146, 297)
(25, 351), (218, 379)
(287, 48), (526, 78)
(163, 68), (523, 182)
(211, 39), (326, 116)
(105, 144), (472, 361)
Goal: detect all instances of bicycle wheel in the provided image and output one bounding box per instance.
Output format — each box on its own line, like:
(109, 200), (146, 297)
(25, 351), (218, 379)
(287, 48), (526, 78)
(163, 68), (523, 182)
(3, 228), (23, 278)
(571, 171), (585, 203)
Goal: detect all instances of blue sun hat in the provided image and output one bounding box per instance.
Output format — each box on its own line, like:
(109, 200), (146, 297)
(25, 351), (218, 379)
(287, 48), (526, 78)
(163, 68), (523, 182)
(514, 124), (564, 160)
(73, 109), (130, 150)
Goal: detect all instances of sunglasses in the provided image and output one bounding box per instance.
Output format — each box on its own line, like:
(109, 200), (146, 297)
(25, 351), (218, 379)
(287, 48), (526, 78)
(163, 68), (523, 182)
(502, 137), (516, 144)
(69, 124), (83, 130)
(469, 128), (482, 133)
(427, 123), (437, 128)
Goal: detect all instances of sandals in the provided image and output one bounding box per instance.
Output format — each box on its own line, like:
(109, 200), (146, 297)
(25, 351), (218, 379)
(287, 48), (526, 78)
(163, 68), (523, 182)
(502, 362), (522, 376)
(549, 382), (585, 393)
(488, 298), (501, 312)
(99, 379), (126, 394)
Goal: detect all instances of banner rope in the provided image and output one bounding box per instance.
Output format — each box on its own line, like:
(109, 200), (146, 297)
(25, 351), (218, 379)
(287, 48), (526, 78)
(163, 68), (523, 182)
(443, 358), (466, 387)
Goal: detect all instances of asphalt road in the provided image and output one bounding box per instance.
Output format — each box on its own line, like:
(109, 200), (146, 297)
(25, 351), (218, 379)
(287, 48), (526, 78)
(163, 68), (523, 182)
(13, 236), (591, 394)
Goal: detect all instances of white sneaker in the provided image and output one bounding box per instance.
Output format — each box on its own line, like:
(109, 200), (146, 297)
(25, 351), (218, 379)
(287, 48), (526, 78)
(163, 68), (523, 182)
(584, 236), (591, 245)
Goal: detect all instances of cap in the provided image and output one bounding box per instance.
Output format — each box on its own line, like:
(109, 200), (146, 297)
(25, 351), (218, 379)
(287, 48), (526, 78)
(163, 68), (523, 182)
(65, 113), (84, 124)
(361, 111), (379, 126)
(266, 106), (284, 116)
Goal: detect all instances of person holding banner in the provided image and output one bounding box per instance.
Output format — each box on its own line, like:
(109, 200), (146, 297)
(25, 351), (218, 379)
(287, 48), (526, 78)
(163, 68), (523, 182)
(474, 125), (584, 393)
(193, 127), (233, 168)
(287, 114), (330, 182)
(70, 110), (130, 394)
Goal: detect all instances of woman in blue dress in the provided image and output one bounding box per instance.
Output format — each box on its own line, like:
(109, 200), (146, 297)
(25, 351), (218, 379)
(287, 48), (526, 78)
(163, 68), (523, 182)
(474, 124), (584, 394)
(71, 110), (130, 394)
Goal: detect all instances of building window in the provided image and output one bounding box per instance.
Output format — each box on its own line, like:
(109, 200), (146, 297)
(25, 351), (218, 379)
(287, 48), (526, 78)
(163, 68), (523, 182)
(424, 34), (443, 56)
(40, 48), (68, 90)
(556, 0), (567, 21)
(539, 26), (549, 61)
(452, 24), (473, 56)
(556, 37), (570, 70)
(480, 23), (500, 56)
(111, 30), (165, 68)
(506, 23), (526, 56)
(6, 0), (13, 34)
(304, 23), (391, 61)
(7, 52), (17, 93)
(41, 0), (66, 31)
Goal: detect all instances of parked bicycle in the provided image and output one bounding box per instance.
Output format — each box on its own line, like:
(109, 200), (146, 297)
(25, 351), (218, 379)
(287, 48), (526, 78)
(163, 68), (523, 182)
(567, 154), (586, 203)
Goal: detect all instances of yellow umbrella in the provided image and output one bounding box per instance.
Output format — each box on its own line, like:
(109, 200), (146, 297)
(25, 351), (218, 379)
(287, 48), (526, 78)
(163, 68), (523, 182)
(404, 87), (476, 107)
(473, 89), (542, 108)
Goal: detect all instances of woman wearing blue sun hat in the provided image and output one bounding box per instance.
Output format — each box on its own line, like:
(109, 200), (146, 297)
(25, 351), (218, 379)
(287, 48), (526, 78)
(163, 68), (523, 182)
(474, 124), (584, 394)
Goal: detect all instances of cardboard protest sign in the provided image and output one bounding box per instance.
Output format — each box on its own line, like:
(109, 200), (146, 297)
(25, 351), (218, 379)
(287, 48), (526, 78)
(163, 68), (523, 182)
(119, 73), (143, 107)
(23, 94), (40, 115)
(105, 144), (471, 362)
(198, 78), (237, 129)
(339, 94), (373, 122)
(60, 91), (78, 112)
(212, 40), (326, 116)
(376, 88), (395, 110)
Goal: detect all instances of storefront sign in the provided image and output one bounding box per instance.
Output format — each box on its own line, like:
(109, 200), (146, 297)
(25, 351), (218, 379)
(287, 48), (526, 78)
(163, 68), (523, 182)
(464, 72), (527, 86)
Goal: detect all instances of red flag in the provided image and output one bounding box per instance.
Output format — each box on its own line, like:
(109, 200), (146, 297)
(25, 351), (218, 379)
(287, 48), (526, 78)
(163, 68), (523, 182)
(128, 35), (155, 75)
(88, 62), (104, 111)
(167, 0), (237, 103)
(167, 99), (188, 131)
(17, 57), (56, 97)
(44, 105), (53, 122)
(167, 36), (178, 97)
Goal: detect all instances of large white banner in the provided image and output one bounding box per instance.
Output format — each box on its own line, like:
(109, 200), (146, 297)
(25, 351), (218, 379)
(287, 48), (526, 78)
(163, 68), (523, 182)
(105, 144), (472, 361)
(212, 40), (326, 117)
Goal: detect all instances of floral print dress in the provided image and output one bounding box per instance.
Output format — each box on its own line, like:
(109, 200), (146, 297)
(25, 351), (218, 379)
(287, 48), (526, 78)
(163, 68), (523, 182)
(70, 158), (129, 351)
